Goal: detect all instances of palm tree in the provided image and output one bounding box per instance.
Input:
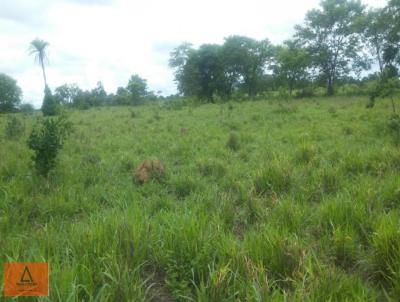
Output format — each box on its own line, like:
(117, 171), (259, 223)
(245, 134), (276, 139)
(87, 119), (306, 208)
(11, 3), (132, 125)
(29, 38), (49, 88)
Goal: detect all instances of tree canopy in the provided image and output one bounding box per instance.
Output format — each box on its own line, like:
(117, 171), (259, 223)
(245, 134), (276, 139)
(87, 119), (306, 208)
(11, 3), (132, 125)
(0, 73), (22, 113)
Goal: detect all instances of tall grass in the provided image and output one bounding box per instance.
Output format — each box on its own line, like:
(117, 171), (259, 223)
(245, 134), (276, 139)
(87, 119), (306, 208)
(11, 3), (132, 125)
(0, 97), (399, 300)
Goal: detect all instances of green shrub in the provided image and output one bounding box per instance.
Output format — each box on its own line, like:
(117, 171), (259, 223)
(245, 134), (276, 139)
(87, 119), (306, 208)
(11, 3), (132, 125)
(294, 144), (316, 164)
(27, 115), (72, 176)
(173, 176), (197, 199)
(4, 115), (24, 139)
(41, 86), (59, 116)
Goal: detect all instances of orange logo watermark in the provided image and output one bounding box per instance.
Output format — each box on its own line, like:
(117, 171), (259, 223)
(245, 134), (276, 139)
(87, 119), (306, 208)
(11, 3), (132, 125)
(3, 262), (49, 297)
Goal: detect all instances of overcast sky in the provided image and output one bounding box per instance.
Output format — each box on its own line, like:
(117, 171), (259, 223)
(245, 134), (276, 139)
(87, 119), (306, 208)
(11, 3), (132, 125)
(0, 0), (387, 107)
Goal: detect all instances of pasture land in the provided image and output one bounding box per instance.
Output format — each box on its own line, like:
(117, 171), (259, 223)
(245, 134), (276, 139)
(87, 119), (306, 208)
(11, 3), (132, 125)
(0, 97), (399, 301)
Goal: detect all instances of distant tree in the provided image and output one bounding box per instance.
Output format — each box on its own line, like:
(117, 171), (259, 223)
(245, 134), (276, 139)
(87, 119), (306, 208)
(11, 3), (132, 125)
(19, 103), (35, 113)
(363, 8), (387, 74)
(127, 74), (148, 105)
(368, 1), (400, 111)
(169, 42), (195, 95)
(222, 36), (274, 97)
(0, 73), (22, 113)
(382, 0), (400, 70)
(54, 84), (81, 106)
(191, 44), (226, 101)
(72, 90), (91, 110)
(29, 38), (50, 88)
(273, 40), (311, 96)
(295, 0), (368, 95)
(113, 87), (130, 105)
(89, 81), (107, 106)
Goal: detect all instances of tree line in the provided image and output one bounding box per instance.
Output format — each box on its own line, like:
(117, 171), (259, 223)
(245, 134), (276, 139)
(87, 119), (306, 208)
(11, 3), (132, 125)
(170, 0), (400, 101)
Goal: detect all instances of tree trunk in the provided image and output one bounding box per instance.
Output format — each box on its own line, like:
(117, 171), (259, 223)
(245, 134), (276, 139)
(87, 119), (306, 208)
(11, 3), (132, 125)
(327, 76), (334, 96)
(41, 60), (47, 88)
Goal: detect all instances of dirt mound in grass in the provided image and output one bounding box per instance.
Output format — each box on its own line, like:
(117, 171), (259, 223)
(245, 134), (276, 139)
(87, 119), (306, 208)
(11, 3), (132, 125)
(134, 159), (165, 184)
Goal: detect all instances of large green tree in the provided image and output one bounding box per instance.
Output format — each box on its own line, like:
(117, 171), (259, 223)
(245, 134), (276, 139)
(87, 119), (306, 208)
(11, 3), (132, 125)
(363, 8), (387, 74)
(169, 43), (200, 97)
(295, 0), (368, 95)
(54, 84), (81, 106)
(382, 0), (400, 70)
(222, 36), (274, 97)
(29, 38), (50, 88)
(127, 74), (148, 105)
(0, 73), (22, 113)
(273, 40), (311, 96)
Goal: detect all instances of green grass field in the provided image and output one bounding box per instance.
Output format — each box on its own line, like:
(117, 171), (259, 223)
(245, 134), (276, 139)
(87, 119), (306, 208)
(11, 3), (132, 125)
(1, 97), (400, 301)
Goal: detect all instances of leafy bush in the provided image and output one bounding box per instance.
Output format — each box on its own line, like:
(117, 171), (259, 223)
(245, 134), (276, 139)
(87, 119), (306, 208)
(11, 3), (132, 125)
(4, 115), (24, 139)
(172, 176), (197, 199)
(41, 86), (59, 116)
(27, 115), (72, 176)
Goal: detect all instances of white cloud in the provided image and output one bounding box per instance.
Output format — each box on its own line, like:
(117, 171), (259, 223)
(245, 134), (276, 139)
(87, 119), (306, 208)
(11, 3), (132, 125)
(0, 0), (388, 107)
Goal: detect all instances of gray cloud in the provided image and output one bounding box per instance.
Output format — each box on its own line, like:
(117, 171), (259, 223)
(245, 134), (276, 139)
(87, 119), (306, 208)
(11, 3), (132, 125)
(0, 0), (49, 26)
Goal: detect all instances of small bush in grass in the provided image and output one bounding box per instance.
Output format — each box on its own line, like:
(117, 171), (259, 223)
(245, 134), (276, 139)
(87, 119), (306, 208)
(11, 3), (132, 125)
(130, 110), (137, 118)
(342, 126), (353, 135)
(198, 158), (226, 178)
(328, 107), (337, 115)
(4, 115), (24, 139)
(254, 164), (292, 196)
(226, 132), (240, 151)
(27, 115), (72, 176)
(294, 144), (316, 164)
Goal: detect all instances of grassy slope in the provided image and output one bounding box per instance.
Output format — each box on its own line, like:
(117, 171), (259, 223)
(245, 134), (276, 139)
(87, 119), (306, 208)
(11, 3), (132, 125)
(0, 97), (399, 301)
